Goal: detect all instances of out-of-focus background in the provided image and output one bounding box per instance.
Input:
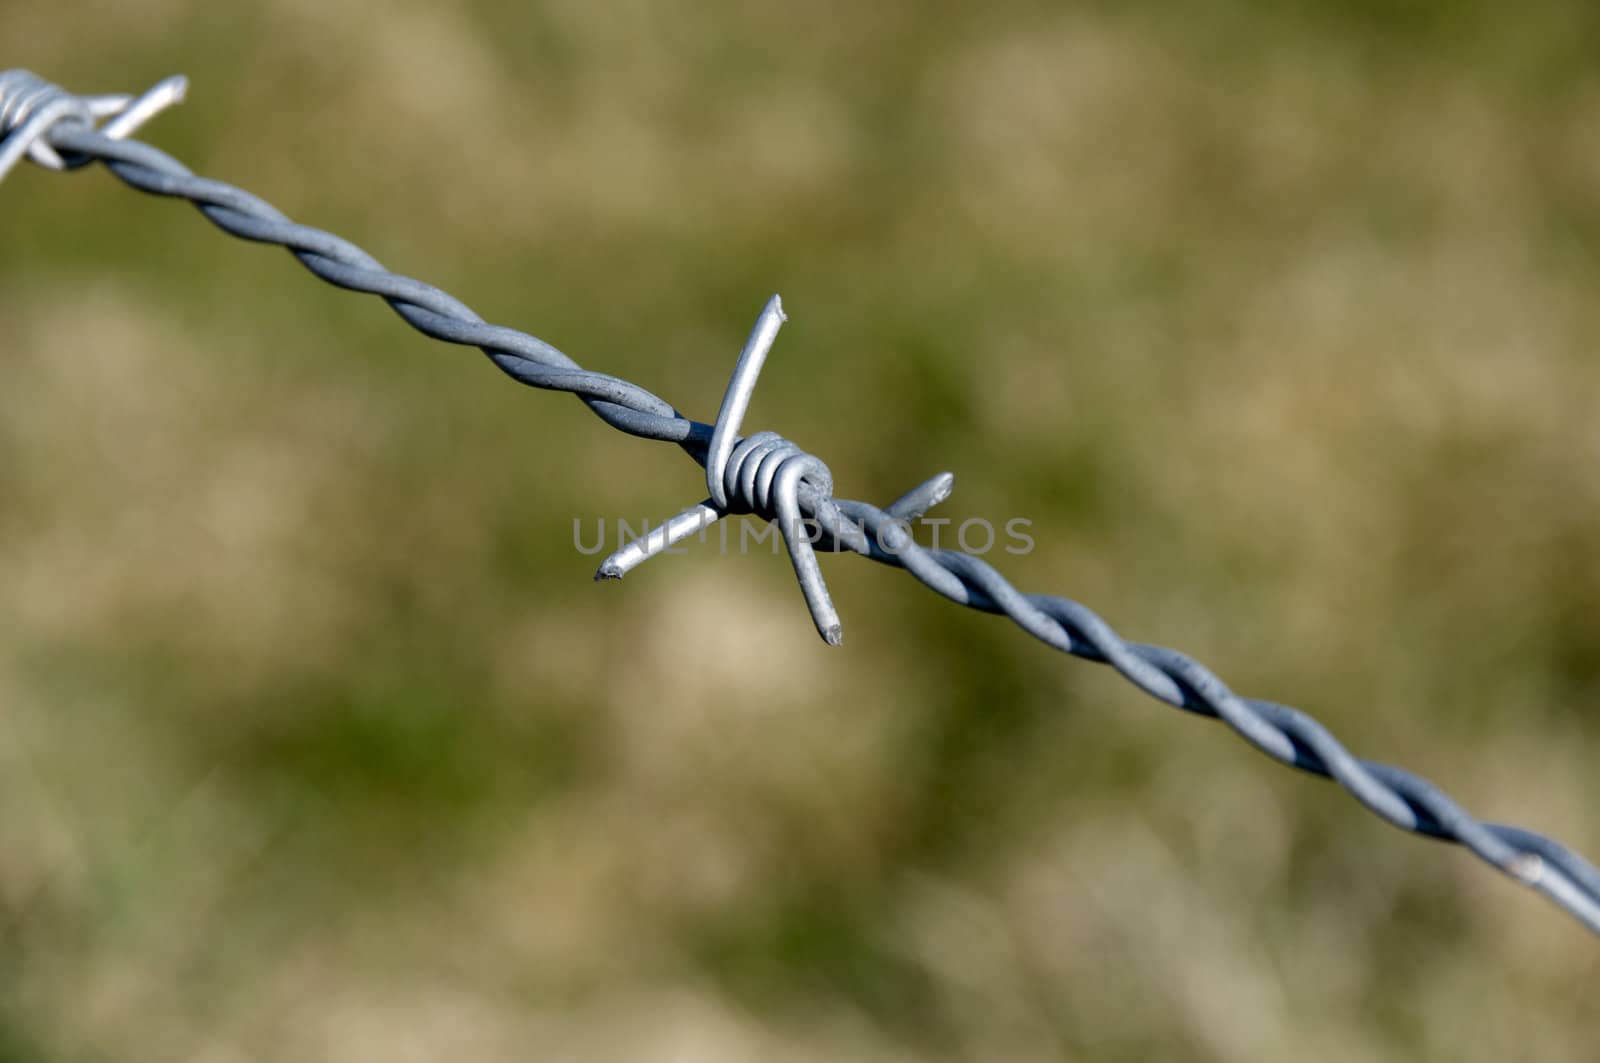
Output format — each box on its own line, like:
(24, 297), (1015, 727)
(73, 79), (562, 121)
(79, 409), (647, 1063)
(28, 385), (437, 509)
(2, 1), (1599, 1059)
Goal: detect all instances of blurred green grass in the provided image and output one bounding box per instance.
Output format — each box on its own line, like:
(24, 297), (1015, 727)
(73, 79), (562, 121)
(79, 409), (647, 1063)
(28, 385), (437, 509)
(3, 1), (1600, 1059)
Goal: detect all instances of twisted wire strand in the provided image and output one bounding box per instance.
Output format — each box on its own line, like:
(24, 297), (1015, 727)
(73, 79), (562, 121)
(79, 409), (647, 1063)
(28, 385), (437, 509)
(17, 105), (1600, 934)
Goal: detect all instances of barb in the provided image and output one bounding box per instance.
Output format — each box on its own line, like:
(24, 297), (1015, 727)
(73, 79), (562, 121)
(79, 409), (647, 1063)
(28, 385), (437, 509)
(5, 68), (1599, 936)
(597, 295), (892, 645)
(0, 69), (185, 181)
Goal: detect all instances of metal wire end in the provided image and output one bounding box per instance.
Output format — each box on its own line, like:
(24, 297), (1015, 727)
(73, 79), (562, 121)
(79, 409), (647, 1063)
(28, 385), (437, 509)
(0, 69), (187, 185)
(885, 471), (956, 521)
(96, 75), (189, 141)
(705, 295), (787, 508)
(596, 295), (844, 645)
(594, 501), (720, 581)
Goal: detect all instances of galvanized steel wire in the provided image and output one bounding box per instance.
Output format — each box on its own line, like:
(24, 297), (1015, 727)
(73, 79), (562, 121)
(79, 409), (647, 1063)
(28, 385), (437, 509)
(5, 69), (1599, 936)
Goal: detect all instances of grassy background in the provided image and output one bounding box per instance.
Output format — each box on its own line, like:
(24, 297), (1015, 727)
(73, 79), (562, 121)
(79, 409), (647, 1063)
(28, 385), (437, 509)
(3, 1), (1599, 1059)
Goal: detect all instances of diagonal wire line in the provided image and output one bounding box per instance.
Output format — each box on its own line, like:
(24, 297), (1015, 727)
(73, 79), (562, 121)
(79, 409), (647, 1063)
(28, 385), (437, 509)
(9, 76), (1600, 935)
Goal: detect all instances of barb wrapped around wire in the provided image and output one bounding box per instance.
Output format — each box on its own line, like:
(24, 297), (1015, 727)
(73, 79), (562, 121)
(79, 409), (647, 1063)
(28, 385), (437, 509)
(595, 295), (950, 646)
(5, 67), (1600, 939)
(0, 69), (186, 182)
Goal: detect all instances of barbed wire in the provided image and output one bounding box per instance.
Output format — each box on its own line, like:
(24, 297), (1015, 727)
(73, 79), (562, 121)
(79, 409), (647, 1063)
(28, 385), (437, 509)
(4, 68), (1598, 936)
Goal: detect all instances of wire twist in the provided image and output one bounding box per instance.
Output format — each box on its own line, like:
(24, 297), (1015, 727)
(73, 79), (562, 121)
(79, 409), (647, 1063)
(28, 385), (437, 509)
(5, 69), (1600, 937)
